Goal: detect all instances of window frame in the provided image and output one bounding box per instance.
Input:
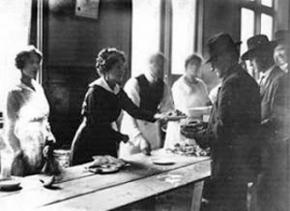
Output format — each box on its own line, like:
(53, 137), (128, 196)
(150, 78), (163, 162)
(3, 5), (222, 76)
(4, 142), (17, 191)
(241, 0), (275, 36)
(131, 0), (200, 84)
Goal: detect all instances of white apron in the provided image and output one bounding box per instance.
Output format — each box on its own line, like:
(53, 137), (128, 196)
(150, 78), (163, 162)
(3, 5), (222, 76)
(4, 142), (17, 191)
(4, 79), (55, 175)
(119, 77), (174, 158)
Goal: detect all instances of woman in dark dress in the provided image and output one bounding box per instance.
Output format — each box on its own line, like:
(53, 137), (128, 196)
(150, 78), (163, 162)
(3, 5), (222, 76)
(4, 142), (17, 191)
(70, 48), (161, 165)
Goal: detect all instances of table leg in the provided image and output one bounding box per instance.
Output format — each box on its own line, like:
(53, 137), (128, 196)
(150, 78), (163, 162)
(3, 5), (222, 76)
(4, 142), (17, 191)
(190, 180), (204, 211)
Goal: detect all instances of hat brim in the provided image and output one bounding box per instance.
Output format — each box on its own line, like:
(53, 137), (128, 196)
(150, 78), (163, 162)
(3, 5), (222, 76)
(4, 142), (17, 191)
(241, 41), (277, 60)
(205, 41), (242, 64)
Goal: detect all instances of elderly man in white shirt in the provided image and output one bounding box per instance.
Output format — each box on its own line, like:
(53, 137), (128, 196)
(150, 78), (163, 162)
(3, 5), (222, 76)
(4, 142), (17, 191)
(119, 53), (174, 158)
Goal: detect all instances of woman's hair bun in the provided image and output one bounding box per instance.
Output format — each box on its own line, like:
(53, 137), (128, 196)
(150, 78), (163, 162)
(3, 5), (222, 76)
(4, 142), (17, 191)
(95, 48), (126, 76)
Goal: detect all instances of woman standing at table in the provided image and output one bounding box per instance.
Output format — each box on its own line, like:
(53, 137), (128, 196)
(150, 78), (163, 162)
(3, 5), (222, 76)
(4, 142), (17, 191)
(4, 46), (56, 176)
(70, 48), (162, 165)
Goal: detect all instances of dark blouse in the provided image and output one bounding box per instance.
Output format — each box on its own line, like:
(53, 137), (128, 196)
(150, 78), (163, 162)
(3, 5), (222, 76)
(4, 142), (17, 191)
(70, 85), (155, 165)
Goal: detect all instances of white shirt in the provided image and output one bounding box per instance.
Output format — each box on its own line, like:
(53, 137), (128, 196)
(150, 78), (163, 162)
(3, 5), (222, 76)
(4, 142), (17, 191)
(164, 76), (211, 149)
(119, 76), (174, 158)
(171, 76), (210, 115)
(259, 65), (275, 87)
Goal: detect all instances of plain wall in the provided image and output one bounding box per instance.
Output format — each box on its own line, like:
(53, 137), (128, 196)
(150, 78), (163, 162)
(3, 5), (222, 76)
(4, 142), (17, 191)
(44, 0), (132, 147)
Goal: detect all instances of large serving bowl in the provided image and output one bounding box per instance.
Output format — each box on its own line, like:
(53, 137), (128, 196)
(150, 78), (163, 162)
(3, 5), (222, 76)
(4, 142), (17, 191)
(187, 106), (212, 118)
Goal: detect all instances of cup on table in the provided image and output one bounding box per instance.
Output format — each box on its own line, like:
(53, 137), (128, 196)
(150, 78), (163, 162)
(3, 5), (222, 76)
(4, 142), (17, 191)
(0, 148), (13, 179)
(53, 149), (70, 168)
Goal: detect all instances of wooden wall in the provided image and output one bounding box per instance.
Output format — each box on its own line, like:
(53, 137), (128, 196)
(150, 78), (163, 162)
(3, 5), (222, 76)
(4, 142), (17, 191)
(44, 0), (132, 147)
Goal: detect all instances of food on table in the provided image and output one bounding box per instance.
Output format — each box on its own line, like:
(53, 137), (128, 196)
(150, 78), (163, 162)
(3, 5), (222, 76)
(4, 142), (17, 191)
(87, 155), (127, 174)
(166, 143), (210, 157)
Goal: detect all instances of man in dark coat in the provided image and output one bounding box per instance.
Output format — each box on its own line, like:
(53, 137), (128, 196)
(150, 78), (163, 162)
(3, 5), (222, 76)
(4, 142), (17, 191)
(241, 34), (285, 123)
(187, 33), (261, 211)
(241, 35), (286, 211)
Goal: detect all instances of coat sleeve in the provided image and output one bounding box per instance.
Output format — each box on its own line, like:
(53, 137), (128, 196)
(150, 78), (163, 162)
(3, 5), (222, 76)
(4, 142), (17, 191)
(212, 81), (238, 144)
(196, 82), (240, 148)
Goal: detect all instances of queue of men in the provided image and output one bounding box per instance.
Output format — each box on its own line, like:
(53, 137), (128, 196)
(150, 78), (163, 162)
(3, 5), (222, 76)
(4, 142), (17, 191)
(118, 30), (289, 211)
(196, 31), (289, 211)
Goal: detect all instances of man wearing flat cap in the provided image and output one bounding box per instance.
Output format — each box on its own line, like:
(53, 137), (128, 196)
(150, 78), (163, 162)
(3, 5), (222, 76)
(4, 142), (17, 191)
(185, 33), (261, 211)
(242, 34), (285, 211)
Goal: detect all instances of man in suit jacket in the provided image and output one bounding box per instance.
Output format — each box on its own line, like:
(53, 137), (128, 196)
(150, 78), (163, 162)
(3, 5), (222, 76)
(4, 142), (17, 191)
(242, 34), (285, 124)
(187, 33), (261, 211)
(242, 34), (285, 211)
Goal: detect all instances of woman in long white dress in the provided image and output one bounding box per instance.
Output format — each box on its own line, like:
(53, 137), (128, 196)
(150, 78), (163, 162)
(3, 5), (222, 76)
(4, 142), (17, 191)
(4, 46), (55, 176)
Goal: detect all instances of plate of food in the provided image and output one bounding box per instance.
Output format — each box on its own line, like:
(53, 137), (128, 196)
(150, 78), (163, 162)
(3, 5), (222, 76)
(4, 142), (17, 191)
(87, 164), (120, 174)
(166, 110), (187, 121)
(0, 177), (21, 191)
(86, 155), (127, 174)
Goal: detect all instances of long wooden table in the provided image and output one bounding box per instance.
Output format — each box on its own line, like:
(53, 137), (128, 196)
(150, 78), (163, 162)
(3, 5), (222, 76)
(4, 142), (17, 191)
(0, 149), (211, 211)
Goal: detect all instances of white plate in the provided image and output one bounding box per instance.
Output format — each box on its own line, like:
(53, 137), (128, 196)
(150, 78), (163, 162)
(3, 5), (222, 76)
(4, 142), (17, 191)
(0, 178), (21, 191)
(166, 115), (187, 121)
(152, 159), (175, 165)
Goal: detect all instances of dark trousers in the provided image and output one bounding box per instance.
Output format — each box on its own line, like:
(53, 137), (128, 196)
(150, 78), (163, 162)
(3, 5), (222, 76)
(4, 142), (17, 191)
(205, 177), (248, 211)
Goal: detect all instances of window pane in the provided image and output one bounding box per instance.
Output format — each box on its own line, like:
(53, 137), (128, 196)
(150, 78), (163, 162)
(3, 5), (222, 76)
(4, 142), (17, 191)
(261, 13), (273, 40)
(131, 0), (161, 77)
(0, 0), (31, 110)
(261, 0), (273, 7)
(171, 0), (197, 75)
(240, 8), (254, 54)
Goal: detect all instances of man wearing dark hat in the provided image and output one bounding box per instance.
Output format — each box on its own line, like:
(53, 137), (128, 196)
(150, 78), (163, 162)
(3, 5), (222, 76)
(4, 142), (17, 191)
(186, 33), (261, 211)
(273, 30), (290, 138)
(241, 34), (285, 211)
(257, 31), (290, 211)
(242, 34), (285, 122)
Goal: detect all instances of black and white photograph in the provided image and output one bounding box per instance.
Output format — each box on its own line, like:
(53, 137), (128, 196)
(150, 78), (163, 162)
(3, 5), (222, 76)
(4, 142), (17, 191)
(0, 0), (289, 210)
